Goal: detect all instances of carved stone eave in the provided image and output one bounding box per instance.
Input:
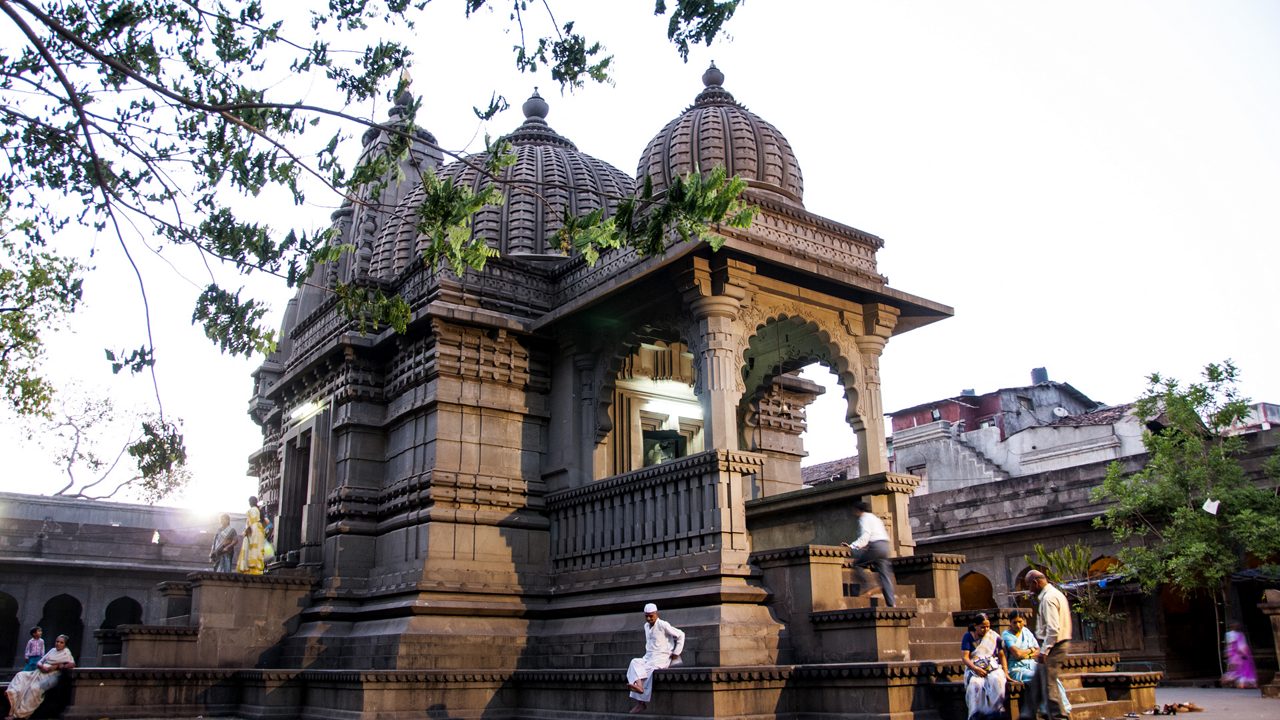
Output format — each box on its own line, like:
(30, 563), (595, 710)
(745, 472), (922, 522)
(530, 219), (950, 339)
(531, 237), (705, 332)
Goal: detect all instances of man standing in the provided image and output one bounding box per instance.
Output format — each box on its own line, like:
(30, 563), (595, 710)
(842, 501), (896, 607)
(625, 602), (685, 714)
(209, 513), (238, 573)
(1019, 570), (1072, 720)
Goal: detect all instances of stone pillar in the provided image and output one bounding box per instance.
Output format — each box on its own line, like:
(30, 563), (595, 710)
(853, 303), (898, 477)
(1260, 589), (1280, 697)
(679, 256), (752, 452)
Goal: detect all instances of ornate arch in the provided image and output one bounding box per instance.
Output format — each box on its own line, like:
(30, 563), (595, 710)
(735, 296), (869, 433)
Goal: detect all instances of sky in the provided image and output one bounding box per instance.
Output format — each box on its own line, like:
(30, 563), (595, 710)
(3, 1), (1278, 511)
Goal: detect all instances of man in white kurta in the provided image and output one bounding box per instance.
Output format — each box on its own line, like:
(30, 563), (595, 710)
(626, 602), (685, 713)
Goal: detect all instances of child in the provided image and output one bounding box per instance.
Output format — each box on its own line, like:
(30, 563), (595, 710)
(22, 626), (44, 671)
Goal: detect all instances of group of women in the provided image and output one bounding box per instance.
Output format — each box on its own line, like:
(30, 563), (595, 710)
(4, 627), (75, 720)
(961, 611), (1072, 720)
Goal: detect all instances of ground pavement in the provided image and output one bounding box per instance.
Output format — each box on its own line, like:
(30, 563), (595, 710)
(1148, 687), (1276, 720)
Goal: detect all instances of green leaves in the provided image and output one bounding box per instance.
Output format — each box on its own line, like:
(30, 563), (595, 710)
(192, 285), (277, 357)
(0, 200), (83, 417)
(608, 165), (756, 257)
(414, 167), (503, 274)
(1026, 541), (1124, 644)
(126, 416), (190, 504)
(104, 346), (154, 375)
(656, 1), (741, 61)
(1093, 361), (1280, 597)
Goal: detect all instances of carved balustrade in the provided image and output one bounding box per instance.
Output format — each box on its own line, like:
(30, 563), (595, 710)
(546, 449), (763, 576)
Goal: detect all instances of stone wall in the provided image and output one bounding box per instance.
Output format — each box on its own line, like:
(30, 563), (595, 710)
(0, 492), (240, 668)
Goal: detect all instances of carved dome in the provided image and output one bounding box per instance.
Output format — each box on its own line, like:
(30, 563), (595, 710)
(368, 90), (636, 272)
(637, 63), (804, 207)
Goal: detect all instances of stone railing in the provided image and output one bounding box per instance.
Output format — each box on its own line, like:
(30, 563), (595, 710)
(546, 449), (763, 574)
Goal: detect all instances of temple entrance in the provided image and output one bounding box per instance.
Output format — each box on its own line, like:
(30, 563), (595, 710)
(602, 341), (704, 476)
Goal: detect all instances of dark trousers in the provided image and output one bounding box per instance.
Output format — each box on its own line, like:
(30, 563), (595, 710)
(852, 540), (896, 606)
(1020, 639), (1071, 720)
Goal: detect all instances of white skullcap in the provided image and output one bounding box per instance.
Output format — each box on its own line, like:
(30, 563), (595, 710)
(643, 603), (658, 613)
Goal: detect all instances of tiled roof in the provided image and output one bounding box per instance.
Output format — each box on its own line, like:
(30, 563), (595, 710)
(1049, 403), (1134, 427)
(801, 456), (858, 486)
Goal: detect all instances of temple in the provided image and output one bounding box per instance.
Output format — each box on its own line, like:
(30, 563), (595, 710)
(53, 66), (1162, 719)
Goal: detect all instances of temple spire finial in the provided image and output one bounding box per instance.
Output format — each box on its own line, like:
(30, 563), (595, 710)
(523, 87), (549, 121)
(702, 62), (724, 88)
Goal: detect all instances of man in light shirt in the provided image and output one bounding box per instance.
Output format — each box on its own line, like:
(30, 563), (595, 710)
(1019, 569), (1072, 720)
(626, 602), (685, 714)
(842, 501), (897, 606)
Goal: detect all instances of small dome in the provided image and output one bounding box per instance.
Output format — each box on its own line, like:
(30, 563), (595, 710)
(384, 89), (637, 263)
(637, 63), (804, 206)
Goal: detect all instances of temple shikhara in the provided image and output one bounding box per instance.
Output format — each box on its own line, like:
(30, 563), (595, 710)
(55, 67), (1163, 719)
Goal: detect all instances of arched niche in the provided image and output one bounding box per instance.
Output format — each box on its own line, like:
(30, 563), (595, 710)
(38, 593), (84, 657)
(100, 596), (143, 629)
(960, 571), (997, 611)
(0, 591), (18, 669)
(1012, 566), (1040, 612)
(735, 306), (882, 477)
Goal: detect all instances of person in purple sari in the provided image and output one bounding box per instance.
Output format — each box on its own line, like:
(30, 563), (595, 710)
(1221, 623), (1257, 689)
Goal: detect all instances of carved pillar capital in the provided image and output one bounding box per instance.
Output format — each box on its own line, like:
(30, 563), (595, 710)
(862, 302), (900, 340)
(676, 256), (756, 451)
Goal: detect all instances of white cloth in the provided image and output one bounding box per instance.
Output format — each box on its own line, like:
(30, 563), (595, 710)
(626, 618), (686, 703)
(849, 511), (890, 549)
(5, 647), (74, 718)
(1036, 583), (1072, 650)
(963, 630), (1006, 720)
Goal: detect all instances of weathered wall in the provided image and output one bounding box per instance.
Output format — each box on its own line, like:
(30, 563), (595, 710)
(0, 492), (239, 667)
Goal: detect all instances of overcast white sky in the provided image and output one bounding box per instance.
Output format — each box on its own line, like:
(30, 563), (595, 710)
(3, 1), (1278, 512)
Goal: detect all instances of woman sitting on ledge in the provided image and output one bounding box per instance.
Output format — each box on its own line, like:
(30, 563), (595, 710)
(5, 634), (75, 720)
(961, 613), (1007, 720)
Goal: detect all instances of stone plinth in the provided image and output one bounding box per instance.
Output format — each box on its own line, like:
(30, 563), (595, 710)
(117, 571), (314, 670)
(810, 607), (916, 663)
(746, 472), (921, 558)
(893, 553), (965, 606)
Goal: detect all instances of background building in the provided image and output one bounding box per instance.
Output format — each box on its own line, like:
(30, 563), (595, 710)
(0, 492), (236, 667)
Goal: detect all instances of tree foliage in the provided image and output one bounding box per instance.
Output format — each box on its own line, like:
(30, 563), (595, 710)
(0, 0), (745, 495)
(17, 389), (191, 504)
(1026, 541), (1124, 651)
(1093, 361), (1280, 599)
(0, 197), (83, 417)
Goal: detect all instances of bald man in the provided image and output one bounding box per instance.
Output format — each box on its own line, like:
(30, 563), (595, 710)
(1019, 570), (1072, 720)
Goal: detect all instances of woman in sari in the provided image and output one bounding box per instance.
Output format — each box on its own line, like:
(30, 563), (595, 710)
(961, 613), (1008, 720)
(236, 495), (268, 575)
(4, 634), (75, 719)
(1221, 623), (1257, 688)
(1002, 610), (1072, 715)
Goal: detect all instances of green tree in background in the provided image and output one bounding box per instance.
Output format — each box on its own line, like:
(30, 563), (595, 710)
(0, 199), (83, 417)
(1093, 361), (1280, 611)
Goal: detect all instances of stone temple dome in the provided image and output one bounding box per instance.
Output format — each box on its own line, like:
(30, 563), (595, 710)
(637, 63), (804, 207)
(422, 89), (637, 261)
